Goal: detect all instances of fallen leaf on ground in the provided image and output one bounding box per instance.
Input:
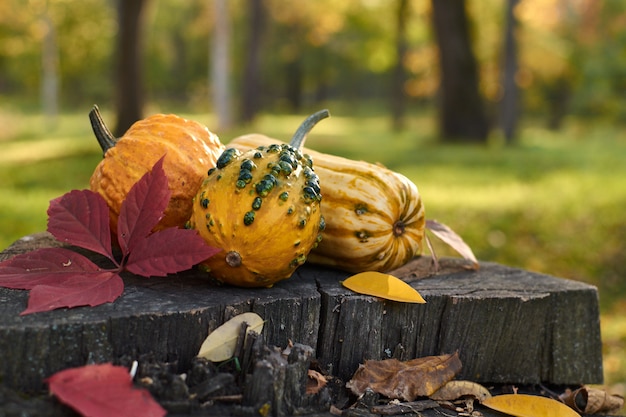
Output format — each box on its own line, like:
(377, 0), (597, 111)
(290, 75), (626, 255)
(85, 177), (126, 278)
(346, 352), (462, 401)
(306, 369), (327, 395)
(561, 386), (624, 415)
(198, 312), (264, 362)
(426, 219), (479, 269)
(46, 363), (166, 417)
(341, 271), (426, 303)
(482, 393), (581, 417)
(429, 380), (491, 402)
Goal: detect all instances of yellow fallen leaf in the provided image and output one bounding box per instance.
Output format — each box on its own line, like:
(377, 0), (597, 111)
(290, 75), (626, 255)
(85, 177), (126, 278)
(430, 380), (492, 402)
(482, 394), (581, 417)
(342, 271), (426, 303)
(197, 312), (264, 362)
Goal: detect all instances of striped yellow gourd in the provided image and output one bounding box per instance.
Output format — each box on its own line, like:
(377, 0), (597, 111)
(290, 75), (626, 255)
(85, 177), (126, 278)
(227, 134), (425, 273)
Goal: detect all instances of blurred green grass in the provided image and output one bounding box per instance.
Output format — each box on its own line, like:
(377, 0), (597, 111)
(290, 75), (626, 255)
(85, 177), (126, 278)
(1, 106), (625, 392)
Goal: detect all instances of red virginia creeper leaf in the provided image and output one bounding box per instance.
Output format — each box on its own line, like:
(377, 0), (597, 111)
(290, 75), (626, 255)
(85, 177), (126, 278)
(47, 190), (115, 261)
(21, 272), (123, 315)
(0, 248), (108, 290)
(426, 219), (479, 269)
(117, 155), (171, 256)
(46, 363), (166, 417)
(125, 228), (220, 277)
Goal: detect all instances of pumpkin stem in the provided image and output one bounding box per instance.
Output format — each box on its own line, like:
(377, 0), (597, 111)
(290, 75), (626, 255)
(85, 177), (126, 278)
(289, 109), (330, 150)
(393, 220), (406, 237)
(89, 105), (118, 155)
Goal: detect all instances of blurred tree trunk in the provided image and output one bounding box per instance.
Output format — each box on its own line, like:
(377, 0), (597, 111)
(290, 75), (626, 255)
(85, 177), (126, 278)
(41, 1), (58, 128)
(212, 0), (232, 130)
(500, 0), (519, 143)
(431, 0), (489, 142)
(114, 0), (149, 136)
(240, 0), (265, 124)
(285, 58), (303, 112)
(391, 0), (409, 131)
(171, 29), (187, 102)
(313, 50), (330, 104)
(545, 77), (570, 130)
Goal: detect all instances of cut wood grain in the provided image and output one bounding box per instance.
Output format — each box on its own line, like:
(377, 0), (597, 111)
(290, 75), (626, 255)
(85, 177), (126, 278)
(0, 233), (603, 393)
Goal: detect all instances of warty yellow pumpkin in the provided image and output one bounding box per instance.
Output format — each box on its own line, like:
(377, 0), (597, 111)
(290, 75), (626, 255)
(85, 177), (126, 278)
(188, 110), (330, 287)
(88, 105), (225, 233)
(227, 134), (426, 273)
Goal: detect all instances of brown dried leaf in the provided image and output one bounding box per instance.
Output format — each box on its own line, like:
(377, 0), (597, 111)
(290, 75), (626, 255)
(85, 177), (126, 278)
(426, 219), (479, 270)
(430, 380), (491, 402)
(306, 369), (327, 395)
(561, 386), (624, 415)
(346, 352), (462, 401)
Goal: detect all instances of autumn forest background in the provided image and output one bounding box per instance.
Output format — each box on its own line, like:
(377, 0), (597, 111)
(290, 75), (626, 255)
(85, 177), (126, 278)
(1, 0), (626, 393)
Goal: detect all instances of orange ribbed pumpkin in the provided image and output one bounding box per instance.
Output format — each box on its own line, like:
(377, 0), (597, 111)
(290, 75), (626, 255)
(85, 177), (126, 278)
(88, 106), (225, 232)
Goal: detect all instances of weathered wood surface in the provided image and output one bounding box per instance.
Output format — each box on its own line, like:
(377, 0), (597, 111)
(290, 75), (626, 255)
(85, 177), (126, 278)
(0, 232), (603, 393)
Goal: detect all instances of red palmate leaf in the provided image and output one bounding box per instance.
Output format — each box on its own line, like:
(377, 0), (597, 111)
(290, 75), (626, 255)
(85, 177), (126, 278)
(0, 158), (219, 314)
(21, 272), (123, 315)
(47, 190), (115, 261)
(0, 248), (106, 290)
(117, 155), (171, 255)
(46, 363), (166, 417)
(125, 227), (220, 277)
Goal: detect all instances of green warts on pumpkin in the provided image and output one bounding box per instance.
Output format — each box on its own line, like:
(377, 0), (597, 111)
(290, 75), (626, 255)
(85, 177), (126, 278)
(210, 136), (323, 229)
(355, 230), (370, 242)
(191, 109), (330, 287)
(318, 216), (326, 231)
(243, 211), (255, 225)
(355, 203), (368, 215)
(289, 253), (307, 269)
(216, 148), (240, 169)
(198, 191), (210, 209)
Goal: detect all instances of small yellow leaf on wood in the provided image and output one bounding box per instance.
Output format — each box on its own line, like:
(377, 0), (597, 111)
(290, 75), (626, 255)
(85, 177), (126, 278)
(342, 271), (426, 303)
(482, 394), (581, 417)
(197, 312), (264, 362)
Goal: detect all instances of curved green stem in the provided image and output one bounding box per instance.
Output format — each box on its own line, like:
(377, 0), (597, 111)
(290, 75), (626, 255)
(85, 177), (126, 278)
(89, 105), (118, 156)
(289, 109), (330, 150)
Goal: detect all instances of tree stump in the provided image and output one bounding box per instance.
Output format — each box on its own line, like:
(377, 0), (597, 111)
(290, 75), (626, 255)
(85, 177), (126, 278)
(0, 232), (603, 395)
